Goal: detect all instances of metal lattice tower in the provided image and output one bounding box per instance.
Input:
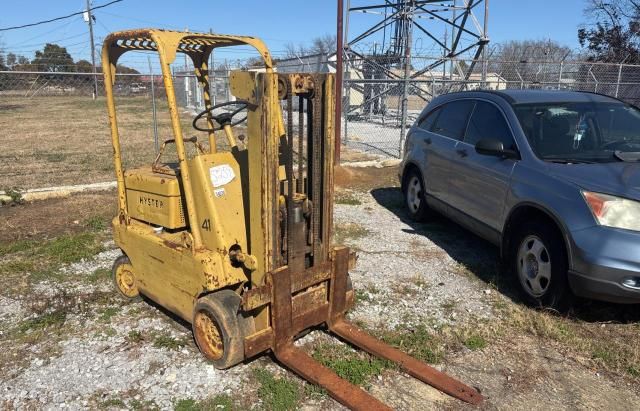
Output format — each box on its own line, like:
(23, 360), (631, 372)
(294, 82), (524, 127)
(342, 0), (490, 134)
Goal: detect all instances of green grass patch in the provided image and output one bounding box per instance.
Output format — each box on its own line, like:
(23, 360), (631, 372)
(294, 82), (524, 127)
(127, 330), (145, 344)
(0, 259), (35, 275)
(1, 187), (23, 205)
(85, 215), (108, 232)
(334, 223), (370, 246)
(0, 232), (105, 289)
(97, 327), (117, 339)
(335, 191), (363, 205)
(98, 398), (126, 408)
(153, 333), (187, 351)
(181, 394), (238, 411)
(174, 399), (199, 411)
(303, 383), (327, 401)
(355, 285), (383, 306)
(1, 232), (102, 265)
(379, 324), (444, 364)
(18, 310), (66, 333)
(87, 267), (111, 283)
(129, 398), (159, 410)
(42, 232), (102, 264)
(312, 343), (389, 386)
(98, 307), (120, 322)
(253, 368), (300, 411)
(355, 289), (373, 304)
(0, 239), (38, 254)
(463, 334), (487, 350)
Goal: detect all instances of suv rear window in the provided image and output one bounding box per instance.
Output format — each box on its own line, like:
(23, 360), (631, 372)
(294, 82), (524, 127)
(431, 100), (475, 140)
(465, 101), (516, 150)
(417, 107), (441, 131)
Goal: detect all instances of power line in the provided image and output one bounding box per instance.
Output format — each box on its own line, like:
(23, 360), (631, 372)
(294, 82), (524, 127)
(9, 31), (90, 50)
(0, 0), (124, 32)
(11, 16), (81, 47)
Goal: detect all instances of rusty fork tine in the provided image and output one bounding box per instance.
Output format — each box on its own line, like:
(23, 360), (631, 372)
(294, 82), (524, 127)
(275, 344), (392, 411)
(330, 320), (484, 406)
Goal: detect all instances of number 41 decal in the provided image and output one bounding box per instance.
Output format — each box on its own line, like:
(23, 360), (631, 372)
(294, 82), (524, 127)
(201, 219), (211, 231)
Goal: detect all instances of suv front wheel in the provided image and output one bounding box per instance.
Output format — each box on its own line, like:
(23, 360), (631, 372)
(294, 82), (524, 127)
(511, 221), (570, 309)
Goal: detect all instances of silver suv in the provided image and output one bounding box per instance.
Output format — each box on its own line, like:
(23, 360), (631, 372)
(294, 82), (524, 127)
(399, 90), (640, 307)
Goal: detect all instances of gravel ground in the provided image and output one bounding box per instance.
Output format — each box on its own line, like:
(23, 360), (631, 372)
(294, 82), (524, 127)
(336, 188), (495, 330)
(1, 180), (638, 410)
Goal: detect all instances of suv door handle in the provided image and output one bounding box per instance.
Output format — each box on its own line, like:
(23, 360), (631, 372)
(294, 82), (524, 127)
(425, 137), (432, 145)
(456, 148), (468, 158)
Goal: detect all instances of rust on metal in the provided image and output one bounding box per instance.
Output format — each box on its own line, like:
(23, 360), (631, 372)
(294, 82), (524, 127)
(331, 320), (484, 405)
(241, 283), (272, 311)
(291, 303), (328, 336)
(325, 247), (484, 406)
(244, 327), (273, 359)
(291, 262), (332, 293)
(241, 262), (332, 311)
(257, 238), (484, 408)
(328, 246), (350, 324)
(269, 267), (294, 351)
(292, 283), (327, 317)
(275, 345), (391, 411)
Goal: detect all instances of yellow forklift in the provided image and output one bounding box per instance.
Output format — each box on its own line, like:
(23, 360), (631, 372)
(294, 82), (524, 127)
(103, 29), (483, 410)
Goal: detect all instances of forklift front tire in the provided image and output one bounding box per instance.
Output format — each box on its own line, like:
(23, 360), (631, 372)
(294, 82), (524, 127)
(193, 290), (247, 369)
(112, 255), (141, 301)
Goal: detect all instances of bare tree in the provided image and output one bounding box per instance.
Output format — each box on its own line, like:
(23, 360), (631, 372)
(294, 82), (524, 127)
(0, 39), (6, 71)
(488, 39), (572, 82)
(284, 34), (337, 58)
(579, 0), (640, 63)
(493, 39), (573, 63)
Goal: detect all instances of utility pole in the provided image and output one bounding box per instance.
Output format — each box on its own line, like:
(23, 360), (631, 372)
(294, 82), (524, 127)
(482, 0), (490, 85)
(399, 1), (414, 157)
(85, 0), (98, 100)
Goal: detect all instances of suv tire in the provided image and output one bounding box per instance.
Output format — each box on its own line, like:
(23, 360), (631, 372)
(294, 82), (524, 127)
(403, 168), (430, 222)
(510, 220), (570, 309)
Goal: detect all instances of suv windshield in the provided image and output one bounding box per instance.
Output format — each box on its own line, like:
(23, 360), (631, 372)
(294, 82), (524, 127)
(513, 101), (640, 163)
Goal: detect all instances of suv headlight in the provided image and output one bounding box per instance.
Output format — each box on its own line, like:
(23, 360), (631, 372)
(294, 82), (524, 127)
(582, 191), (640, 231)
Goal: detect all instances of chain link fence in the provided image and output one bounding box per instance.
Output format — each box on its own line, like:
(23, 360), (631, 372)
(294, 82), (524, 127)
(342, 56), (640, 157)
(2, 56), (640, 189)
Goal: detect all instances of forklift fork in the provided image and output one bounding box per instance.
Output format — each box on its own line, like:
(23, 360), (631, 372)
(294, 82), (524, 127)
(242, 247), (484, 410)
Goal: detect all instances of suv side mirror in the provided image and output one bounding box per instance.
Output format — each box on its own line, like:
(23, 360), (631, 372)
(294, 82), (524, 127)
(475, 138), (519, 159)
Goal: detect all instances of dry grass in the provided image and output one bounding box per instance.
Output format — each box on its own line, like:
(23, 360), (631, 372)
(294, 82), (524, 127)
(497, 302), (640, 380)
(0, 191), (117, 243)
(334, 165), (400, 190)
(0, 95), (233, 189)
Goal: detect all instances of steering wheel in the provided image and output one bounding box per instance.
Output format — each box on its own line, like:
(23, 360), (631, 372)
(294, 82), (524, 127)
(192, 100), (249, 132)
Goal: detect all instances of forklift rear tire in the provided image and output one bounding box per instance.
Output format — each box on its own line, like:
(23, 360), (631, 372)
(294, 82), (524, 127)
(193, 290), (250, 369)
(112, 255), (141, 301)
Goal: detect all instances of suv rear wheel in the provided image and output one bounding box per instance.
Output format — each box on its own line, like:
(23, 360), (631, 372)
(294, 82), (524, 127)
(403, 168), (430, 222)
(511, 221), (570, 309)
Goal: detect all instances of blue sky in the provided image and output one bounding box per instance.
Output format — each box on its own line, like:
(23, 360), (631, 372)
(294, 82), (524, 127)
(0, 0), (588, 70)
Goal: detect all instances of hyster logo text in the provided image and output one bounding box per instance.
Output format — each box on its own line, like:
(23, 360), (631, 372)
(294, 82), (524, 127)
(140, 196), (164, 209)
